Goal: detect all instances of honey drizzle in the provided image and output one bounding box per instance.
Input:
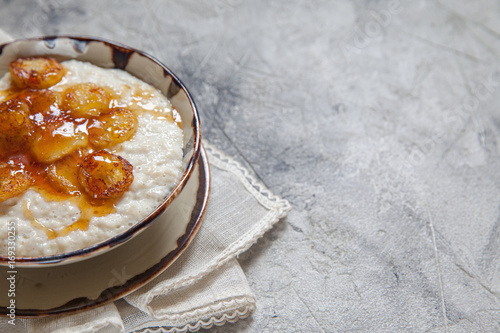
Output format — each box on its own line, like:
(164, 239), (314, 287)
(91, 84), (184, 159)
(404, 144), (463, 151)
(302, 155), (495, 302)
(23, 195), (116, 240)
(23, 201), (57, 239)
(128, 88), (183, 128)
(14, 149), (118, 240)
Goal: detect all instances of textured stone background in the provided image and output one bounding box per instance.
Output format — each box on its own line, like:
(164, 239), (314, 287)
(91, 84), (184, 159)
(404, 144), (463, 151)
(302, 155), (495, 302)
(1, 0), (500, 331)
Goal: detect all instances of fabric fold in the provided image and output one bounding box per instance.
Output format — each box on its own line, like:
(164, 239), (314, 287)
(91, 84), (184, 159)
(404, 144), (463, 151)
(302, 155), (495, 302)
(120, 259), (256, 332)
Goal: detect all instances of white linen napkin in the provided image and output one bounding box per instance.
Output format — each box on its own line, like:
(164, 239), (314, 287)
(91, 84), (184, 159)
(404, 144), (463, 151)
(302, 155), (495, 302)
(0, 31), (291, 332)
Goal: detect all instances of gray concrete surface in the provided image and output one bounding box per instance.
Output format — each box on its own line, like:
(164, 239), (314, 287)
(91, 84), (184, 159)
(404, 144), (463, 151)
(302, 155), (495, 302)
(1, 0), (500, 331)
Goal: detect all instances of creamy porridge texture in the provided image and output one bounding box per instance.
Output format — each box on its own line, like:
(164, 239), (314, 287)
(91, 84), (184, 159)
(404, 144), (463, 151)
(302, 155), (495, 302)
(0, 59), (184, 257)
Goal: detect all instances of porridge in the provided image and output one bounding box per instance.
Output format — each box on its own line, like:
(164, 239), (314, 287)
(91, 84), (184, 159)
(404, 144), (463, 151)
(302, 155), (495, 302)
(0, 57), (184, 257)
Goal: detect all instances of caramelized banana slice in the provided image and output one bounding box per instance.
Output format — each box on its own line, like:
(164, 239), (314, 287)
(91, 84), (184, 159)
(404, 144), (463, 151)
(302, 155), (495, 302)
(89, 107), (137, 148)
(0, 163), (33, 202)
(78, 151), (133, 199)
(10, 57), (65, 89)
(63, 83), (112, 118)
(17, 89), (61, 116)
(46, 152), (85, 195)
(0, 98), (32, 157)
(31, 119), (88, 163)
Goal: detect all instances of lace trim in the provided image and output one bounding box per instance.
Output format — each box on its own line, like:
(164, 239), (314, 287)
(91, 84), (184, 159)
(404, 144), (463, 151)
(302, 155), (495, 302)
(144, 141), (291, 312)
(204, 141), (292, 213)
(133, 295), (256, 333)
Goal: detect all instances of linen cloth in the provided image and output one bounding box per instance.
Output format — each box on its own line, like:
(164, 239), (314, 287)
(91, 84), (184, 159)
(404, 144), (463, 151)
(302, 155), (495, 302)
(0, 31), (291, 333)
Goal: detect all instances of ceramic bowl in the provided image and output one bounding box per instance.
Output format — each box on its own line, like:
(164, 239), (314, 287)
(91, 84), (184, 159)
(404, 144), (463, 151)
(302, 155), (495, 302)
(0, 36), (201, 266)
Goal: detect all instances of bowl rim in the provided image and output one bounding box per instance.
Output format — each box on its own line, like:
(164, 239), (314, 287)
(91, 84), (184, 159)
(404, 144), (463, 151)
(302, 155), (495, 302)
(0, 35), (201, 265)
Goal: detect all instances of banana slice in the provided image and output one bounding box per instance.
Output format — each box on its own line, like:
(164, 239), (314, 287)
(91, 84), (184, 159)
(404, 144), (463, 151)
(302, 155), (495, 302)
(30, 119), (88, 163)
(0, 98), (32, 158)
(78, 151), (133, 199)
(63, 83), (112, 118)
(89, 107), (137, 148)
(17, 89), (61, 116)
(9, 57), (65, 89)
(0, 163), (33, 202)
(46, 152), (85, 196)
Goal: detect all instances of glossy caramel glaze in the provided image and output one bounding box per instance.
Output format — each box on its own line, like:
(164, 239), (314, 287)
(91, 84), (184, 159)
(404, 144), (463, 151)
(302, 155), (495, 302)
(0, 86), (125, 238)
(0, 57), (164, 239)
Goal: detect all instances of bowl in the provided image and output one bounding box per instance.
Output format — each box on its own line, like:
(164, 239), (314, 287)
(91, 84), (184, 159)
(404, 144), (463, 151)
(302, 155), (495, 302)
(0, 36), (201, 266)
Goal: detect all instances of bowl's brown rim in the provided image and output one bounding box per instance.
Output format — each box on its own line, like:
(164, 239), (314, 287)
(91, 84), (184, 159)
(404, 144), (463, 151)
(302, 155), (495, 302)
(0, 35), (201, 265)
